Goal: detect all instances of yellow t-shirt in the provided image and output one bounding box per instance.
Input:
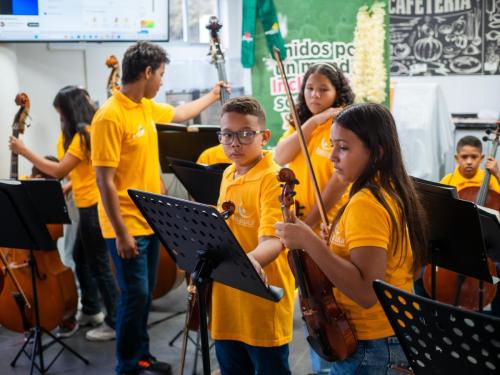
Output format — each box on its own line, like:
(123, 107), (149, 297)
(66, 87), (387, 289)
(56, 131), (99, 208)
(329, 188), (414, 340)
(210, 151), (295, 347)
(277, 119), (348, 225)
(196, 144), (231, 165)
(91, 90), (175, 238)
(440, 166), (500, 194)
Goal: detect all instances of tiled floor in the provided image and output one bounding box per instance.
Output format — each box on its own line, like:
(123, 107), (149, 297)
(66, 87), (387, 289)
(0, 286), (311, 374)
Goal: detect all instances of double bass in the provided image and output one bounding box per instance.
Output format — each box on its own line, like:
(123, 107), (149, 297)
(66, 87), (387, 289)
(424, 123), (500, 310)
(0, 93), (78, 333)
(273, 47), (357, 361)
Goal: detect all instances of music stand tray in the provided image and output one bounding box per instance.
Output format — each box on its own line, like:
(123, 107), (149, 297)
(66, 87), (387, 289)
(166, 157), (229, 206)
(0, 180), (88, 374)
(128, 189), (283, 375)
(374, 279), (500, 374)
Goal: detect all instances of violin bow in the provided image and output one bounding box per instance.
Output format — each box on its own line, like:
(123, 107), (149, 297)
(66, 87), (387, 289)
(272, 47), (330, 235)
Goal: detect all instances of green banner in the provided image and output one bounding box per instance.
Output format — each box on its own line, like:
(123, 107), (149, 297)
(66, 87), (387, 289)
(251, 0), (390, 146)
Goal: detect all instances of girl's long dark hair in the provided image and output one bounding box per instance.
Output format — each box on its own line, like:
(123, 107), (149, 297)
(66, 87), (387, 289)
(53, 86), (95, 160)
(296, 63), (355, 124)
(334, 103), (428, 271)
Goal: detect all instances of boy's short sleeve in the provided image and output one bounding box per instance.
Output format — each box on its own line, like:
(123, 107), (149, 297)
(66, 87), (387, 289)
(258, 172), (283, 238)
(91, 116), (123, 168)
(150, 101), (175, 124)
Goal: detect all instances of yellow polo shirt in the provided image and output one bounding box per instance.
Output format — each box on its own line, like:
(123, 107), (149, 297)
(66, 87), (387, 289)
(210, 151), (295, 347)
(277, 119), (348, 225)
(440, 167), (500, 194)
(91, 90), (175, 238)
(329, 188), (414, 340)
(56, 131), (99, 208)
(196, 144), (231, 165)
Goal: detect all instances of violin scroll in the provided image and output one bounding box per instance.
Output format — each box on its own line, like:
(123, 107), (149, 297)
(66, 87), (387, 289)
(221, 201), (235, 220)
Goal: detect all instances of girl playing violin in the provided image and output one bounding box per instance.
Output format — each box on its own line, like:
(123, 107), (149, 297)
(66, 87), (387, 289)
(9, 86), (118, 340)
(276, 103), (428, 374)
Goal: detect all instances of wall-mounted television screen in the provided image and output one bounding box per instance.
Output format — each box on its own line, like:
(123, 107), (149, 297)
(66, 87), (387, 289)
(0, 0), (168, 42)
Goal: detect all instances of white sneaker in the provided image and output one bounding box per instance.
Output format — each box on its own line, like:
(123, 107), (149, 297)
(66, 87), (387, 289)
(76, 311), (105, 327)
(85, 323), (115, 341)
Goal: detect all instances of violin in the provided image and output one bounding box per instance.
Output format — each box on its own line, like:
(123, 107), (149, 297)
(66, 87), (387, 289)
(424, 123), (500, 310)
(0, 93), (78, 332)
(278, 168), (356, 361)
(105, 55), (120, 98)
(273, 48), (356, 360)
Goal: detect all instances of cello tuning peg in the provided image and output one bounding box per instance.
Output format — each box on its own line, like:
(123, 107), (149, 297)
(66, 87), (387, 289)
(485, 129), (492, 135)
(482, 136), (490, 142)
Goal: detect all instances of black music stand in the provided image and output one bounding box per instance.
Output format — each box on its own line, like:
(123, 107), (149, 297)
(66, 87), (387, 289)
(413, 177), (496, 310)
(157, 124), (220, 173)
(374, 279), (500, 374)
(128, 190), (283, 375)
(0, 180), (88, 374)
(167, 157), (229, 205)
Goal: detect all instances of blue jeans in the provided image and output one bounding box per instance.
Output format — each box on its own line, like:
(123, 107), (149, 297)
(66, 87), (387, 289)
(329, 336), (410, 375)
(303, 325), (331, 374)
(215, 340), (291, 375)
(74, 204), (118, 327)
(107, 235), (160, 374)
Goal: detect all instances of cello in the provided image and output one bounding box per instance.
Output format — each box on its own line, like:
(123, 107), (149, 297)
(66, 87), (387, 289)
(273, 47), (357, 361)
(0, 93), (78, 333)
(423, 123), (500, 310)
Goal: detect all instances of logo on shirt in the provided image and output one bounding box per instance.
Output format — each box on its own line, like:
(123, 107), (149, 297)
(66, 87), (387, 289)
(330, 224), (345, 247)
(234, 203), (255, 228)
(315, 138), (332, 158)
(134, 125), (145, 138)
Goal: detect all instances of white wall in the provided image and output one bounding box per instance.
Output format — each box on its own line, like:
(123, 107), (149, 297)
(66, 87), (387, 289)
(0, 0), (248, 178)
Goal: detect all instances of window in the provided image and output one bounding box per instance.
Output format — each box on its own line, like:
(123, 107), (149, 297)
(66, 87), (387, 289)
(170, 0), (219, 43)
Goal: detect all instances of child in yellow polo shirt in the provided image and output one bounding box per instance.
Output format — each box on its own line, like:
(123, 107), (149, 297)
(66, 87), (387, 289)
(441, 135), (500, 194)
(211, 97), (294, 374)
(274, 62), (354, 374)
(91, 41), (228, 375)
(9, 86), (118, 340)
(276, 103), (428, 374)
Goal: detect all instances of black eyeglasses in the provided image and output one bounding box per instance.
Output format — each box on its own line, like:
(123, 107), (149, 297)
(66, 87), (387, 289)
(216, 130), (266, 145)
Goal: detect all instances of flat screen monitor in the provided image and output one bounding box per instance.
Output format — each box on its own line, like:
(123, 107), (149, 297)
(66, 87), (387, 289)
(0, 0), (168, 42)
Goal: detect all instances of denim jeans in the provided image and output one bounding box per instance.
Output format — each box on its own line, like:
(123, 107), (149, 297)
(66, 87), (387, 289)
(107, 235), (160, 374)
(329, 336), (410, 375)
(304, 325), (331, 374)
(215, 340), (291, 375)
(73, 204), (118, 327)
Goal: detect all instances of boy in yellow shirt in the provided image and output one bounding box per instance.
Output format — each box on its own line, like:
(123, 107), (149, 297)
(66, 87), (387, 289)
(211, 97), (294, 374)
(441, 135), (500, 194)
(91, 41), (227, 375)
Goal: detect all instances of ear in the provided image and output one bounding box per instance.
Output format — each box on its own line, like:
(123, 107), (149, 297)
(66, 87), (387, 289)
(143, 66), (153, 80)
(262, 129), (271, 145)
(480, 154), (485, 162)
(454, 154), (459, 163)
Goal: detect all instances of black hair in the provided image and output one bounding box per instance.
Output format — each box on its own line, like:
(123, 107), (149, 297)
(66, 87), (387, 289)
(334, 103), (428, 271)
(53, 86), (95, 160)
(296, 63), (355, 124)
(121, 41), (170, 84)
(221, 96), (266, 127)
(456, 135), (482, 153)
(31, 155), (60, 179)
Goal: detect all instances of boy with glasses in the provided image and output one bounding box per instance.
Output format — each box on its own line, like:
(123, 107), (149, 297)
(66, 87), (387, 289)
(210, 97), (295, 374)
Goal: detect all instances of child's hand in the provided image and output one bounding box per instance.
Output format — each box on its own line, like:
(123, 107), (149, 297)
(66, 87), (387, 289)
(485, 156), (499, 177)
(248, 254), (267, 285)
(275, 211), (316, 250)
(8, 136), (27, 156)
(211, 80), (231, 99)
(310, 107), (343, 128)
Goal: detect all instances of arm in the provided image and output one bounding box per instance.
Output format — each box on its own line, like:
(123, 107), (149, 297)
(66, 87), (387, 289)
(275, 215), (387, 308)
(9, 136), (79, 179)
(172, 81), (227, 123)
(303, 173), (349, 228)
(95, 166), (138, 259)
(274, 107), (339, 165)
(248, 236), (283, 268)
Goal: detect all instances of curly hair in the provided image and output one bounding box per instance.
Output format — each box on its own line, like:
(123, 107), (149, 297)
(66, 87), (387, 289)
(296, 63), (355, 124)
(121, 41), (170, 84)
